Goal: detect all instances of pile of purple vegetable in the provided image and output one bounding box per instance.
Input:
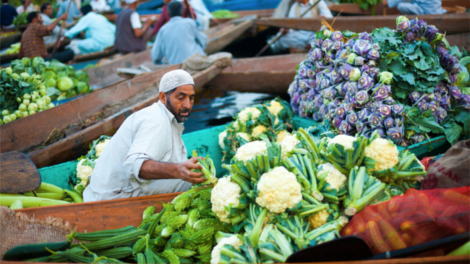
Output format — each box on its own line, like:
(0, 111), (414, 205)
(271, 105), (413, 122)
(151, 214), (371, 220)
(288, 16), (470, 146)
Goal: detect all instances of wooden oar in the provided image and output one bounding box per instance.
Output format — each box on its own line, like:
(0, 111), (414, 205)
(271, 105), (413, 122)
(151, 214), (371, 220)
(50, 0), (73, 60)
(0, 152), (41, 193)
(184, 0), (195, 20)
(255, 0), (322, 57)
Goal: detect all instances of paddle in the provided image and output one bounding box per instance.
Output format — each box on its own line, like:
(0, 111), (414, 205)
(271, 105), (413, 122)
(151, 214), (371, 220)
(286, 232), (470, 263)
(255, 0), (322, 57)
(50, 0), (73, 60)
(0, 152), (42, 194)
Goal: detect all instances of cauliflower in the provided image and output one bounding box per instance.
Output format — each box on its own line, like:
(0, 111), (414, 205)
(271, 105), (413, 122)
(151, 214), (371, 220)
(317, 163), (347, 191)
(76, 159), (94, 187)
(237, 132), (250, 142)
(308, 209), (329, 230)
(256, 166), (302, 213)
(211, 176), (241, 223)
(328, 134), (357, 149)
(364, 138), (399, 171)
(251, 125), (267, 139)
(276, 130), (290, 143)
(211, 235), (243, 264)
(238, 107), (261, 123)
(266, 100), (283, 116)
(280, 134), (300, 160)
(95, 138), (110, 157)
(219, 130), (227, 149)
(235, 141), (267, 163)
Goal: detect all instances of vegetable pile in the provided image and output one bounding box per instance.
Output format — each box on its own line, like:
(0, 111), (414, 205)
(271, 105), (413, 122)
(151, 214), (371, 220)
(6, 43), (20, 54)
(288, 17), (470, 146)
(333, 0), (382, 11)
(12, 12), (28, 26)
(211, 10), (239, 19)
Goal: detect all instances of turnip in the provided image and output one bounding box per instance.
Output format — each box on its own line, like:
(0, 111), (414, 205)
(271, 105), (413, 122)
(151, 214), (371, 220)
(28, 103), (38, 112)
(3, 116), (12, 123)
(23, 99), (30, 106)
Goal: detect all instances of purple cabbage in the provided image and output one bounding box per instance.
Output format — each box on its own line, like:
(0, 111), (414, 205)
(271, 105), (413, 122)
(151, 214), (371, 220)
(332, 116), (343, 128)
(385, 96), (395, 105)
(337, 49), (350, 63)
(346, 112), (358, 125)
(418, 101), (429, 112)
(358, 108), (370, 122)
(353, 39), (372, 57)
(369, 67), (380, 80)
(396, 16), (411, 32)
(321, 39), (334, 53)
(355, 56), (365, 66)
(340, 64), (354, 79)
(367, 49), (380, 61)
(349, 68), (361, 82)
(384, 117), (394, 129)
(379, 104), (392, 118)
(405, 32), (416, 42)
(355, 90), (369, 106)
(310, 48), (324, 61)
(335, 106), (346, 119)
(387, 126), (403, 144)
(339, 120), (352, 134)
(324, 52), (335, 64)
(331, 31), (343, 42)
(450, 86), (462, 100)
(314, 37), (323, 48)
(392, 104), (404, 115)
(332, 41), (343, 52)
(409, 91), (421, 103)
(358, 74), (374, 90)
(372, 85), (390, 101)
(410, 134), (425, 144)
(324, 87), (337, 100)
(372, 43), (380, 51)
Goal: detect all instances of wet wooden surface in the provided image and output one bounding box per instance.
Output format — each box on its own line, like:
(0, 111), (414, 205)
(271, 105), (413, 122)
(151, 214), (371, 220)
(0, 152), (41, 193)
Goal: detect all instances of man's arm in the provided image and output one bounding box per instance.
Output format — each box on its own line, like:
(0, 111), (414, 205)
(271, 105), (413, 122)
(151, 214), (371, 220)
(139, 157), (205, 184)
(46, 13), (67, 32)
(132, 12), (152, 38)
(192, 20), (207, 49)
(64, 14), (88, 38)
(151, 32), (164, 64)
(151, 5), (168, 36)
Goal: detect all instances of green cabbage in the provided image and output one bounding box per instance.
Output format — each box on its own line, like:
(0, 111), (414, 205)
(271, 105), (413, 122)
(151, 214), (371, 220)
(58, 77), (74, 92)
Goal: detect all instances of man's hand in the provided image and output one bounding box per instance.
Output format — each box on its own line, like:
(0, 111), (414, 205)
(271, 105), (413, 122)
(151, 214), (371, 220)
(59, 13), (68, 21)
(280, 28), (289, 35)
(177, 157), (205, 184)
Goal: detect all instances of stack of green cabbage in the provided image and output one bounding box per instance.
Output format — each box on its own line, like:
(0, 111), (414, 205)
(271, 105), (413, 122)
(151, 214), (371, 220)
(333, 0), (382, 11)
(211, 9), (239, 19)
(6, 43), (20, 54)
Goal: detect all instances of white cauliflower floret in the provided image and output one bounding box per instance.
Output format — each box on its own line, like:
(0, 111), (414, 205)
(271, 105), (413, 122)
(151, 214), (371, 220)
(235, 141), (267, 163)
(211, 235), (243, 264)
(256, 166), (302, 213)
(328, 134), (357, 149)
(237, 132), (250, 142)
(251, 125), (267, 139)
(76, 159), (94, 187)
(365, 138), (399, 171)
(280, 134), (299, 160)
(266, 101), (283, 116)
(276, 130), (291, 143)
(308, 209), (329, 229)
(237, 107), (261, 123)
(95, 139), (110, 157)
(211, 176), (241, 223)
(318, 163), (347, 191)
(219, 130), (227, 149)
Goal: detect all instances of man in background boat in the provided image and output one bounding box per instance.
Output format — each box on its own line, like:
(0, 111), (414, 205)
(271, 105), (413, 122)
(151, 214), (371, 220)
(187, 0), (215, 31)
(61, 4), (116, 55)
(90, 0), (111, 12)
(40, 3), (68, 45)
(56, 0), (81, 24)
(1, 0), (18, 30)
(270, 0), (332, 53)
(16, 0), (35, 14)
(19, 11), (75, 63)
(83, 69), (206, 202)
(150, 0), (196, 38)
(383, 0), (446, 15)
(114, 0), (154, 53)
(151, 1), (207, 64)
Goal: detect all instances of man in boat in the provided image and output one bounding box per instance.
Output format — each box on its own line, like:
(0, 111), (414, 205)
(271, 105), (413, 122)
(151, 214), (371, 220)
(83, 69), (206, 202)
(19, 11), (75, 63)
(1, 0), (18, 30)
(56, 0), (81, 24)
(383, 0), (446, 15)
(61, 4), (115, 55)
(150, 0), (197, 38)
(270, 0), (332, 53)
(40, 3), (68, 45)
(187, 0), (216, 31)
(114, 0), (154, 54)
(90, 0), (111, 13)
(16, 0), (35, 14)
(151, 1), (207, 64)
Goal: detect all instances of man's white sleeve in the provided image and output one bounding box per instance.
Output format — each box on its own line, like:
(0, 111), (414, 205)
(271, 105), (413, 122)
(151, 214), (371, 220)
(318, 1), (333, 18)
(151, 32), (164, 64)
(130, 12), (143, 29)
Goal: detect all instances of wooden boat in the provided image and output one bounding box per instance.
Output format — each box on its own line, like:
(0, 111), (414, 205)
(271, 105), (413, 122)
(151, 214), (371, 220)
(71, 46), (117, 63)
(255, 13), (470, 35)
(0, 38), (71, 64)
(0, 31), (21, 50)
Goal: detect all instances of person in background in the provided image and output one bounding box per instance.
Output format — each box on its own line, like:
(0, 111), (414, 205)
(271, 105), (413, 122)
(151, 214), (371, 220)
(41, 3), (68, 45)
(90, 0), (111, 12)
(151, 0), (196, 38)
(271, 0), (332, 53)
(187, 0), (214, 31)
(1, 0), (18, 30)
(83, 69), (205, 202)
(62, 4), (115, 55)
(114, 0), (154, 54)
(16, 0), (35, 14)
(383, 0), (446, 15)
(107, 0), (121, 10)
(151, 1), (207, 64)
(19, 11), (74, 62)
(56, 0), (81, 24)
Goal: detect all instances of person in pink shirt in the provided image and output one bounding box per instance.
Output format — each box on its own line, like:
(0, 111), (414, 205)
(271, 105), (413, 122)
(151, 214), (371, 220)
(151, 0), (196, 37)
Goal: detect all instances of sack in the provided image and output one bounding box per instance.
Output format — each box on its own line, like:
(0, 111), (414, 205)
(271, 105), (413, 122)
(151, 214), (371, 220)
(421, 139), (470, 190)
(182, 52), (232, 73)
(341, 187), (470, 256)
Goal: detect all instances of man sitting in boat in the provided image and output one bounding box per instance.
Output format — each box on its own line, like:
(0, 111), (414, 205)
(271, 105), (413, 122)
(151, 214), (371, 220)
(83, 69), (206, 202)
(150, 0), (197, 38)
(1, 0), (18, 30)
(151, 1), (207, 64)
(383, 0), (446, 15)
(114, 0), (154, 54)
(270, 0), (332, 53)
(40, 3), (68, 45)
(56, 0), (81, 24)
(61, 4), (116, 55)
(16, 0), (35, 15)
(19, 11), (75, 63)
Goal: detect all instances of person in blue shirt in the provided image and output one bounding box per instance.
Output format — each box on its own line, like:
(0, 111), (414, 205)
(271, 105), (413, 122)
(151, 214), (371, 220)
(56, 0), (81, 24)
(383, 0), (446, 15)
(62, 4), (116, 54)
(1, 0), (18, 30)
(151, 1), (207, 65)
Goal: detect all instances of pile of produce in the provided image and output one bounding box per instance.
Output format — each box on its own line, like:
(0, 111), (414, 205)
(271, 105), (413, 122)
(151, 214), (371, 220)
(1, 31), (19, 37)
(6, 43), (20, 54)
(288, 17), (470, 146)
(333, 0), (382, 11)
(211, 9), (239, 19)
(13, 12), (28, 26)
(0, 57), (91, 125)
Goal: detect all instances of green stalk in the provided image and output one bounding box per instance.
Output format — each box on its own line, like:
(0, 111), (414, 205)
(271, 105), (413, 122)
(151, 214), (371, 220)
(230, 213), (247, 225)
(275, 223), (297, 241)
(303, 156), (323, 201)
(0, 195), (70, 208)
(246, 162), (258, 179)
(298, 204), (329, 216)
(231, 174), (252, 194)
(351, 167), (367, 201)
(220, 246), (246, 261)
(256, 154), (265, 173)
(346, 182), (385, 216)
(147, 207), (167, 236)
(259, 248), (286, 263)
(36, 182), (66, 194)
(394, 171), (427, 178)
(22, 192), (66, 200)
(271, 227), (293, 257)
(263, 155), (271, 171)
(249, 208), (268, 248)
(297, 154), (308, 177)
(64, 189), (84, 203)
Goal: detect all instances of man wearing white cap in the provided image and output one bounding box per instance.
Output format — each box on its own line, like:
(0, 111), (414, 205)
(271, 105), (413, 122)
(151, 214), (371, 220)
(83, 69), (205, 202)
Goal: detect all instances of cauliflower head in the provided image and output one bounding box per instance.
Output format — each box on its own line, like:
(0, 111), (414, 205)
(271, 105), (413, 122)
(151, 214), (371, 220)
(237, 132), (250, 142)
(211, 176), (241, 223)
(266, 100), (283, 116)
(235, 141), (267, 163)
(276, 130), (291, 143)
(318, 163), (347, 191)
(364, 138), (399, 171)
(328, 134), (357, 150)
(308, 209), (329, 230)
(219, 130), (227, 149)
(95, 138), (110, 157)
(237, 107), (261, 123)
(76, 159), (94, 186)
(280, 134), (300, 160)
(256, 166), (302, 213)
(211, 235), (243, 264)
(251, 125), (267, 139)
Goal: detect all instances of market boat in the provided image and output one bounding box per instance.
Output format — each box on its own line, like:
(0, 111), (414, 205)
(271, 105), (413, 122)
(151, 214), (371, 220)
(0, 38), (71, 64)
(70, 46), (117, 64)
(0, 32), (21, 50)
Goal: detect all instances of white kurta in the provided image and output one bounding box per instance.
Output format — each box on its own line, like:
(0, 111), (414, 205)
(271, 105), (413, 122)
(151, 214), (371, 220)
(83, 101), (192, 202)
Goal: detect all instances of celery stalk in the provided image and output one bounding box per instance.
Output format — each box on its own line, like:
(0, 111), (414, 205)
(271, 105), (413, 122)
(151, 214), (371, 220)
(0, 195), (70, 208)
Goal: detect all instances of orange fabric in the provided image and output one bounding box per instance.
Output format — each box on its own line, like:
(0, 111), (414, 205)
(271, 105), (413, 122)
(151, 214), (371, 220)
(19, 23), (51, 58)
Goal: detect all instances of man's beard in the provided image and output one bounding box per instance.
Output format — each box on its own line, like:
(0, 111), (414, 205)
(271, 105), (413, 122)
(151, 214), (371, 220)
(166, 98), (191, 123)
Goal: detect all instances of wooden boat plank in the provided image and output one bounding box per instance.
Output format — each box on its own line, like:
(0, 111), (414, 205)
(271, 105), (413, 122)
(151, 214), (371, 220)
(0, 32), (22, 49)
(206, 19), (254, 54)
(28, 64), (225, 168)
(0, 38), (71, 64)
(72, 47), (117, 63)
(447, 32), (470, 51)
(255, 13), (470, 35)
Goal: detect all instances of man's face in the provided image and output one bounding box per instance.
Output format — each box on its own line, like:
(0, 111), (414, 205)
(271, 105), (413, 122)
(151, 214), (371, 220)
(296, 0), (309, 5)
(162, 84), (195, 123)
(43, 5), (53, 16)
(25, 0), (31, 5)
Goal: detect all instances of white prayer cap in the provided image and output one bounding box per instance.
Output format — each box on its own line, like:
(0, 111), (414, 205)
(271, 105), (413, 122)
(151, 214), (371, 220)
(125, 0), (136, 4)
(159, 69), (195, 93)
